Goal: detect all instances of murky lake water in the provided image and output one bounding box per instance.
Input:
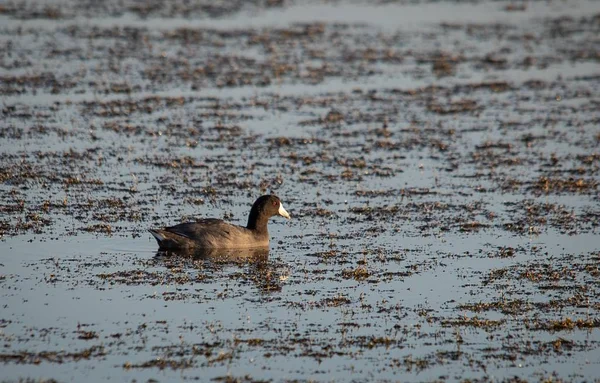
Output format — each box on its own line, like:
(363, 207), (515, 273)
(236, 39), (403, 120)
(1, 0), (600, 381)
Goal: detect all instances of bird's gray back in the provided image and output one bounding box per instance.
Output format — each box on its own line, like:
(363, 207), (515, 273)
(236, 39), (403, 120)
(165, 219), (267, 248)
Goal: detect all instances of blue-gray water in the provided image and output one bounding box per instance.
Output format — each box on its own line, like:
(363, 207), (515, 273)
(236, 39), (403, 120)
(1, 0), (599, 381)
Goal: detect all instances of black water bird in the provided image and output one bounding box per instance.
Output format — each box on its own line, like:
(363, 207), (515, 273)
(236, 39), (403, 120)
(149, 195), (290, 251)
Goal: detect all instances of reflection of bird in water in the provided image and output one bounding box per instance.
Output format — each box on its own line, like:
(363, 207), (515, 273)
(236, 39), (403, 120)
(154, 246), (270, 264)
(149, 195), (290, 252)
(154, 247), (289, 293)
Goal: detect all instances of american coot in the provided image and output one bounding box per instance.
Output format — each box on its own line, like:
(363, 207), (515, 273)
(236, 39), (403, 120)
(149, 195), (290, 251)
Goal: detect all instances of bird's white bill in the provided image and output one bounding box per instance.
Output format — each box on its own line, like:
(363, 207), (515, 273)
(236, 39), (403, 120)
(278, 202), (291, 219)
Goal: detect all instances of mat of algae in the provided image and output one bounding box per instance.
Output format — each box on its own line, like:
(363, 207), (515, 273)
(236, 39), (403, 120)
(1, 0), (599, 382)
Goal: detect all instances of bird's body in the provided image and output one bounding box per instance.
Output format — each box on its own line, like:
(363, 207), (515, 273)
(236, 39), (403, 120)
(149, 195), (290, 252)
(149, 219), (269, 250)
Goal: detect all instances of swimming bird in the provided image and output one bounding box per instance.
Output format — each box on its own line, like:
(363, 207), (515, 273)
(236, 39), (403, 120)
(149, 195), (290, 251)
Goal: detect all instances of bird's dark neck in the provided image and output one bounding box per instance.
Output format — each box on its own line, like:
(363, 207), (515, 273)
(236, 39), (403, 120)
(247, 207), (269, 234)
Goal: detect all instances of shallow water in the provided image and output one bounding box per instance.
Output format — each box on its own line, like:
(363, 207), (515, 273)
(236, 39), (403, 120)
(1, 0), (600, 381)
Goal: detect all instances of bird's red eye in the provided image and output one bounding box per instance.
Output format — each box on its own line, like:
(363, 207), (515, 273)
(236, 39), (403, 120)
(272, 201), (278, 207)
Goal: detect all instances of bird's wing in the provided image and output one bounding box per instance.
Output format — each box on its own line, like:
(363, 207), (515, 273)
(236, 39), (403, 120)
(164, 219), (239, 242)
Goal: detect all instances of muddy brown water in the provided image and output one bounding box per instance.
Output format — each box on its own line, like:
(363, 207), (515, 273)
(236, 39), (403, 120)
(1, 0), (600, 382)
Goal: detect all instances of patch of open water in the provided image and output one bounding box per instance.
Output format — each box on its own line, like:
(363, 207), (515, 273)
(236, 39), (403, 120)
(1, 0), (599, 381)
